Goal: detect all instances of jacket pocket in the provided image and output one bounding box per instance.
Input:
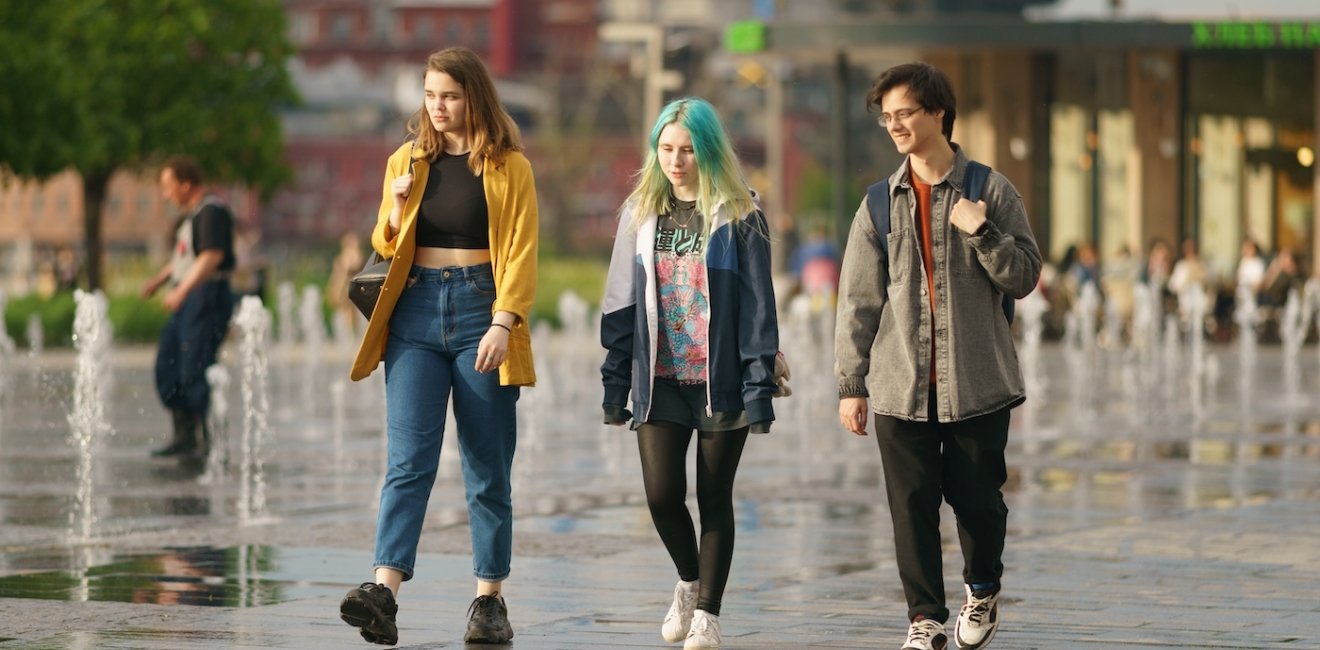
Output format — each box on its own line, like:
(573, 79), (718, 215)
(949, 235), (985, 278)
(886, 230), (914, 285)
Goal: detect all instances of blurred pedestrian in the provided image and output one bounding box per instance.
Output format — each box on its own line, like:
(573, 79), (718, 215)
(600, 97), (781, 650)
(1168, 237), (1207, 298)
(1260, 247), (1303, 308)
(339, 46), (539, 646)
(140, 156), (236, 464)
(835, 62), (1041, 650)
(325, 231), (366, 338)
(1236, 238), (1267, 293)
(789, 224), (841, 310)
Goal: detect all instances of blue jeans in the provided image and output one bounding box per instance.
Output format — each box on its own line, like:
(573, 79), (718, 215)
(155, 279), (233, 417)
(375, 263), (520, 582)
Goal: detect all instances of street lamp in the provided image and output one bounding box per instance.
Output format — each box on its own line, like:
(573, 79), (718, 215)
(599, 22), (683, 135)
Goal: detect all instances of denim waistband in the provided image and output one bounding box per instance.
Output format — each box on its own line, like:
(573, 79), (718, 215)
(409, 262), (493, 283)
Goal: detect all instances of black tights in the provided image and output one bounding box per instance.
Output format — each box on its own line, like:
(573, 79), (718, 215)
(637, 422), (750, 616)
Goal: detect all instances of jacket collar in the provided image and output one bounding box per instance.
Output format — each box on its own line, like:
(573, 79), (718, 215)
(889, 143), (970, 198)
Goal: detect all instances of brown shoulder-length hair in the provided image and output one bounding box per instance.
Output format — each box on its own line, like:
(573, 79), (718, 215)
(864, 61), (957, 142)
(407, 46), (522, 174)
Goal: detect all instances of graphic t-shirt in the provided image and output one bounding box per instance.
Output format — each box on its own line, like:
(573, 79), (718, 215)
(654, 197), (708, 383)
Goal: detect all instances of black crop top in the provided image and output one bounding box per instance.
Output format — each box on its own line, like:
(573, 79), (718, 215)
(415, 152), (490, 249)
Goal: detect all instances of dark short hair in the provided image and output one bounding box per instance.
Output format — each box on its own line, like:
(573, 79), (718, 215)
(865, 62), (957, 141)
(162, 156), (204, 186)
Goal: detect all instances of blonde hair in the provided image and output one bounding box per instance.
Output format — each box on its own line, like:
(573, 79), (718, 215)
(406, 47), (521, 173)
(624, 98), (755, 231)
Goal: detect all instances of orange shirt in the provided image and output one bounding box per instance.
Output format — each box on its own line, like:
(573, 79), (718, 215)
(912, 174), (936, 384)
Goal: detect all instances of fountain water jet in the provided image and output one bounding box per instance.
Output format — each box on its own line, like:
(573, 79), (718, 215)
(298, 285), (327, 415)
(1279, 289), (1308, 407)
(25, 313), (43, 358)
(233, 296), (274, 524)
(68, 289), (114, 542)
(199, 364), (231, 484)
(0, 290), (15, 421)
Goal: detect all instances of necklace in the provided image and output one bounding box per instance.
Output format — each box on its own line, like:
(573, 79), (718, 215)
(669, 199), (698, 229)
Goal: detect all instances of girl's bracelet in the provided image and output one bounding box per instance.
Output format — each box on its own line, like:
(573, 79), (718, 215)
(490, 323), (512, 333)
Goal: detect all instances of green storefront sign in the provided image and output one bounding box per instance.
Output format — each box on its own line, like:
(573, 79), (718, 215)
(726, 20), (766, 53)
(1193, 21), (1320, 49)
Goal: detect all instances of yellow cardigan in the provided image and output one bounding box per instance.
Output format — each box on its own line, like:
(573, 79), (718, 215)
(350, 142), (539, 386)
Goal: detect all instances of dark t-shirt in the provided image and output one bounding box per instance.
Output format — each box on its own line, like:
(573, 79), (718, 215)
(416, 151), (489, 249)
(193, 203), (236, 271)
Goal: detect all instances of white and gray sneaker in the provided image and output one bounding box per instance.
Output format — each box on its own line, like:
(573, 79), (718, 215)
(902, 617), (948, 650)
(661, 580), (699, 642)
(954, 584), (1000, 649)
(684, 609), (721, 649)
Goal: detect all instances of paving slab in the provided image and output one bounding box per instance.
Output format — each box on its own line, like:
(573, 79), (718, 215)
(0, 334), (1318, 648)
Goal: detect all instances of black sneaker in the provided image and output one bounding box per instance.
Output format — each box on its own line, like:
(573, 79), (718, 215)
(339, 582), (398, 645)
(464, 593), (514, 644)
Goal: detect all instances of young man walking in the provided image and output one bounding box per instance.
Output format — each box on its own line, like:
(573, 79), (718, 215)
(834, 62), (1042, 650)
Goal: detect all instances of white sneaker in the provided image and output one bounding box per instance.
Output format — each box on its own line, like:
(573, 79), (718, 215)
(661, 580), (699, 642)
(683, 609), (721, 649)
(902, 617), (948, 650)
(954, 584), (1000, 650)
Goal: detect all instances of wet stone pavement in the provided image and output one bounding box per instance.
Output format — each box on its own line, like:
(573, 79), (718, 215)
(0, 326), (1319, 649)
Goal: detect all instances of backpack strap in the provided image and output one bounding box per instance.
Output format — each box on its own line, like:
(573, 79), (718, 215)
(963, 161), (1015, 324)
(963, 161), (990, 203)
(865, 180), (891, 257)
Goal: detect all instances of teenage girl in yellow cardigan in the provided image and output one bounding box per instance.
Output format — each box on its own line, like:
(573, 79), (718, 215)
(341, 46), (538, 646)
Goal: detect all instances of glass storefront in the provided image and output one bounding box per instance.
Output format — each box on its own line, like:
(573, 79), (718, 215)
(1045, 49), (1314, 275)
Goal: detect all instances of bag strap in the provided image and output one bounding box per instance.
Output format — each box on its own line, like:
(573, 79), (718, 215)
(963, 160), (990, 203)
(865, 180), (891, 257)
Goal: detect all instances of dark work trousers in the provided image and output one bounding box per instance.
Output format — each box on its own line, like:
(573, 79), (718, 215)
(154, 279), (233, 418)
(873, 394), (1010, 624)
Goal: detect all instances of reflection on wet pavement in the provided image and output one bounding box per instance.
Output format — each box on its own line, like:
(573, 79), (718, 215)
(0, 333), (1317, 647)
(0, 546), (282, 606)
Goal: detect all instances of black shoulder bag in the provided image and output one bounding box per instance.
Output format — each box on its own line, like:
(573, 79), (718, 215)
(349, 142), (415, 319)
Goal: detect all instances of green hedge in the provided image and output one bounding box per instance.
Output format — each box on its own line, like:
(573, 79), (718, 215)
(3, 291), (171, 347)
(532, 257), (607, 327)
(1, 255), (609, 348)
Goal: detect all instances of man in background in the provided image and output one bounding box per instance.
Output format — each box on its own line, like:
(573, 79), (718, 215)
(141, 156), (236, 463)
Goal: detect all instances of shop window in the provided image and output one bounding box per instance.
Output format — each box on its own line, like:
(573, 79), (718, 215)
(415, 16), (434, 43)
(1049, 103), (1093, 263)
(474, 21), (488, 48)
(331, 13), (353, 42)
(289, 11), (317, 45)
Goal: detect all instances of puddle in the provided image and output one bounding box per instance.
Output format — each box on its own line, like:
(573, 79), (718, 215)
(0, 546), (285, 606)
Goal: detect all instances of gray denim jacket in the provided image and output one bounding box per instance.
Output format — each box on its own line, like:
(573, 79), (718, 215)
(835, 145), (1042, 422)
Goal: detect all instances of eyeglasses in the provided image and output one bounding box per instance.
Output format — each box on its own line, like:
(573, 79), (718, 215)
(877, 107), (926, 127)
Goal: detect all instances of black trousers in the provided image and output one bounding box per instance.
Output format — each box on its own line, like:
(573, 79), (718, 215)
(873, 394), (1010, 623)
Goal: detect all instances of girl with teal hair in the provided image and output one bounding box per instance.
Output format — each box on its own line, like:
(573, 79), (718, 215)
(625, 98), (757, 232)
(600, 97), (784, 649)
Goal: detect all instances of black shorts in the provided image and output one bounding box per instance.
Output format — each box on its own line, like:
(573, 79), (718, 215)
(638, 378), (748, 432)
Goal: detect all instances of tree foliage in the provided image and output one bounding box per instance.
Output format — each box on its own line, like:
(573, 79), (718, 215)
(0, 0), (299, 288)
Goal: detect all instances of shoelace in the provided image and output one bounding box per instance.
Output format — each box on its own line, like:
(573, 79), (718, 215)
(669, 585), (697, 618)
(680, 589), (698, 609)
(468, 594), (503, 619)
(963, 595), (994, 625)
(689, 614), (714, 636)
(907, 621), (940, 643)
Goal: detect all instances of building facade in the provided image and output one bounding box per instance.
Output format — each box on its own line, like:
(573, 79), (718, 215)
(748, 15), (1319, 284)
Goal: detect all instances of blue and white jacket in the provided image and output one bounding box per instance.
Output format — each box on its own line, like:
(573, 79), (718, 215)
(600, 196), (779, 430)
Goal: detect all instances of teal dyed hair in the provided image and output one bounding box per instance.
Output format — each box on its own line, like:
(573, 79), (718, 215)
(625, 97), (756, 231)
